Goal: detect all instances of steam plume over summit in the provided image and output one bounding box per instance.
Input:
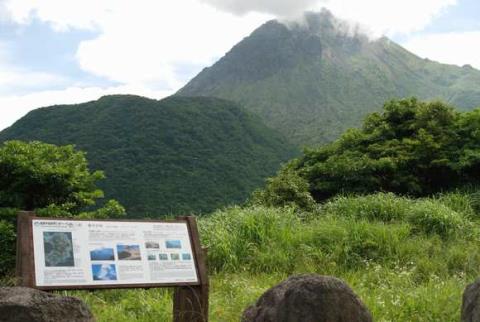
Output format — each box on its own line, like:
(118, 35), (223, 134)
(280, 9), (374, 41)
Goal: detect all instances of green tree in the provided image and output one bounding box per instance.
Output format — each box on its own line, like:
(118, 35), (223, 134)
(0, 140), (104, 212)
(262, 98), (480, 203)
(0, 141), (125, 277)
(250, 167), (316, 211)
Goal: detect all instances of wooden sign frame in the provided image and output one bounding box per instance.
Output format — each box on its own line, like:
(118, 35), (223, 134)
(16, 211), (209, 322)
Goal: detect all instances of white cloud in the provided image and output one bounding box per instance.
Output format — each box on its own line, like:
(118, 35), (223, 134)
(0, 67), (69, 94)
(202, 0), (457, 38)
(402, 31), (480, 69)
(317, 0), (457, 38)
(4, 0), (271, 90)
(200, 0), (319, 17)
(75, 1), (271, 89)
(0, 85), (174, 131)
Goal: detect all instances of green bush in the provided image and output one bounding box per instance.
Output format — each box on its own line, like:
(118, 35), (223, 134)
(0, 140), (104, 211)
(250, 168), (316, 211)
(321, 193), (471, 239)
(322, 193), (409, 222)
(468, 190), (480, 216)
(434, 190), (476, 219)
(0, 141), (127, 278)
(0, 208), (17, 225)
(201, 191), (478, 276)
(407, 200), (467, 239)
(0, 220), (16, 276)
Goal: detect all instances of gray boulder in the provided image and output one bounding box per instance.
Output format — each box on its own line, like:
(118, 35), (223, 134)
(242, 274), (372, 322)
(462, 278), (480, 322)
(0, 287), (95, 322)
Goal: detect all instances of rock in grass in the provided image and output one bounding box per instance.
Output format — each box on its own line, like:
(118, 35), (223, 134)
(462, 278), (480, 322)
(242, 274), (372, 322)
(0, 287), (95, 322)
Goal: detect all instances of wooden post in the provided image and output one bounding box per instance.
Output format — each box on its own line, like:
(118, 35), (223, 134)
(16, 211), (35, 287)
(173, 216), (209, 322)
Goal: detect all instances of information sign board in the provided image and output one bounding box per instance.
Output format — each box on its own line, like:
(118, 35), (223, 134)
(31, 219), (198, 287)
(16, 213), (209, 321)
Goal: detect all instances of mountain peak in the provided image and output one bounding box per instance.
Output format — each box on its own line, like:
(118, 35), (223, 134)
(178, 12), (480, 145)
(280, 9), (371, 43)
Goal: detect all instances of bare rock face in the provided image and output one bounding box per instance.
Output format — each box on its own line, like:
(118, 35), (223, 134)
(462, 279), (480, 322)
(242, 274), (372, 322)
(0, 287), (95, 322)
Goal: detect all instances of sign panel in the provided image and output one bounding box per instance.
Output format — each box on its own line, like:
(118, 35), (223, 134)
(31, 219), (199, 287)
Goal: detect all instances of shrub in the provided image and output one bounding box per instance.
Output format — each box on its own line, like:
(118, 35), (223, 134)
(200, 206), (301, 273)
(322, 219), (412, 269)
(250, 168), (316, 211)
(201, 205), (421, 273)
(468, 190), (480, 216)
(434, 191), (476, 219)
(322, 193), (409, 222)
(407, 200), (466, 239)
(0, 220), (16, 276)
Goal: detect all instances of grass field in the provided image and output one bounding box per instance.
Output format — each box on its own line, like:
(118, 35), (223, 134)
(64, 192), (480, 321)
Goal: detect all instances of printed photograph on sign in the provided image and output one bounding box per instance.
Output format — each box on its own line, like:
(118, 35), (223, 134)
(43, 232), (74, 267)
(117, 244), (141, 260)
(145, 241), (160, 249)
(182, 253), (192, 260)
(147, 254), (156, 261)
(165, 240), (181, 249)
(159, 253), (168, 260)
(92, 264), (117, 281)
(90, 247), (115, 261)
(171, 253), (180, 260)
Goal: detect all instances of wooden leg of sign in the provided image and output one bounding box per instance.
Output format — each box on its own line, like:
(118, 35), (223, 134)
(173, 217), (209, 322)
(173, 282), (209, 322)
(16, 211), (35, 287)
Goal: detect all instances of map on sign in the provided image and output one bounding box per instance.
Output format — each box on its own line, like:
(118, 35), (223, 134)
(31, 219), (198, 287)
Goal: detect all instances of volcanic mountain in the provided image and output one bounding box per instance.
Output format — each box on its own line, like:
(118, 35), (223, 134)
(178, 10), (480, 145)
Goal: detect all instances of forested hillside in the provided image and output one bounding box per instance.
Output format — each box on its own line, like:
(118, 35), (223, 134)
(178, 10), (480, 146)
(0, 95), (297, 217)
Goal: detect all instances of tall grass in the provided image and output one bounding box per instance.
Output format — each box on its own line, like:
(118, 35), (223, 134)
(70, 191), (479, 321)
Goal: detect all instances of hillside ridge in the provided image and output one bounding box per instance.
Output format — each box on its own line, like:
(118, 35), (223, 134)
(0, 95), (298, 216)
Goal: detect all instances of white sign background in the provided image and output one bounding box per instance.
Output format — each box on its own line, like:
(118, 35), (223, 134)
(31, 219), (198, 287)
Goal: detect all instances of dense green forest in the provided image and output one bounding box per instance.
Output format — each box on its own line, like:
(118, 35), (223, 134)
(178, 10), (480, 145)
(0, 95), (297, 217)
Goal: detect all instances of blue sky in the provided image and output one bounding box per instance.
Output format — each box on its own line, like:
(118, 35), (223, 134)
(0, 18), (117, 95)
(0, 0), (479, 130)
